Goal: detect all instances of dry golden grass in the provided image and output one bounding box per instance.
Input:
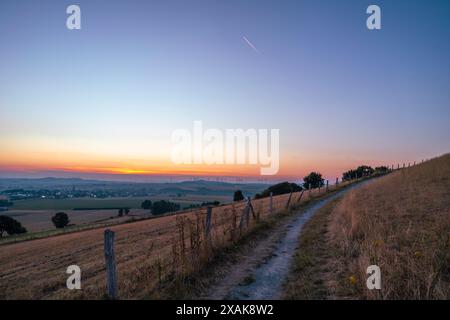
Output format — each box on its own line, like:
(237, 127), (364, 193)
(328, 154), (450, 299)
(0, 183), (340, 299)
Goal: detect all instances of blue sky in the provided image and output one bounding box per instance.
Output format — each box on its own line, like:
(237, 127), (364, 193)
(0, 0), (449, 180)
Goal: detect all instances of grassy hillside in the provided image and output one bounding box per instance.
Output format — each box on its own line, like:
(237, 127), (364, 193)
(285, 154), (450, 299)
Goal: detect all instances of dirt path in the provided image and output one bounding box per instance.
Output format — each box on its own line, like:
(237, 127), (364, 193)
(198, 181), (370, 300)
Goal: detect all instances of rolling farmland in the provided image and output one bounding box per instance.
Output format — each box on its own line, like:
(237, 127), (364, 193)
(0, 186), (338, 299)
(2, 194), (233, 233)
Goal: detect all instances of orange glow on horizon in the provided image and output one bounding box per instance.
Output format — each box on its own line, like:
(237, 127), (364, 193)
(0, 144), (400, 180)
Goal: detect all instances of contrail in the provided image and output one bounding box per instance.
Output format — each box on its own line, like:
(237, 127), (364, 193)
(243, 36), (260, 54)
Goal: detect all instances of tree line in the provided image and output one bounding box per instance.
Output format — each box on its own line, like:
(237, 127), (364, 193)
(234, 165), (391, 200)
(141, 200), (181, 215)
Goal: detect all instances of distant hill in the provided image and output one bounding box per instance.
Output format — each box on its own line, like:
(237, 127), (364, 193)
(0, 177), (110, 188)
(0, 177), (269, 197)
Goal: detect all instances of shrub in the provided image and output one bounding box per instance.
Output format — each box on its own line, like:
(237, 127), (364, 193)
(342, 165), (375, 181)
(0, 215), (27, 237)
(51, 212), (70, 228)
(233, 190), (245, 202)
(303, 172), (324, 189)
(152, 200), (180, 215)
(254, 182), (302, 199)
(141, 200), (152, 210)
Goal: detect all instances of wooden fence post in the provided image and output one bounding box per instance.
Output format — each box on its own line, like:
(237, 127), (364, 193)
(308, 183), (311, 197)
(326, 180), (329, 192)
(239, 197), (253, 233)
(205, 206), (213, 246)
(269, 192), (273, 215)
(297, 190), (305, 203)
(335, 177), (338, 188)
(247, 196), (256, 220)
(104, 229), (118, 300)
(285, 191), (293, 210)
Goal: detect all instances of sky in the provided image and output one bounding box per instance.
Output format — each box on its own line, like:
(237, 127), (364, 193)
(0, 0), (449, 182)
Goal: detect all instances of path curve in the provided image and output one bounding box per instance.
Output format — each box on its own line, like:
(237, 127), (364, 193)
(229, 181), (372, 299)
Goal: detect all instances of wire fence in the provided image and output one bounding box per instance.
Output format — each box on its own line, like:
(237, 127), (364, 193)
(103, 180), (354, 298)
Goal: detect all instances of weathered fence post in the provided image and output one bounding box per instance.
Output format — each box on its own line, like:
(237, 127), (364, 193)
(308, 183), (311, 197)
(247, 196), (256, 220)
(239, 204), (248, 233)
(104, 229), (118, 300)
(335, 177), (338, 188)
(239, 197), (253, 233)
(269, 192), (273, 215)
(297, 190), (305, 203)
(397, 164), (399, 170)
(285, 191), (293, 210)
(205, 206), (213, 246)
(326, 180), (329, 192)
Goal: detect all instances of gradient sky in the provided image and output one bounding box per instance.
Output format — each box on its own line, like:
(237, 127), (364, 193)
(0, 0), (449, 182)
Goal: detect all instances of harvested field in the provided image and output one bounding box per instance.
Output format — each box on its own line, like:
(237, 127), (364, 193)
(0, 184), (342, 299)
(1, 209), (149, 233)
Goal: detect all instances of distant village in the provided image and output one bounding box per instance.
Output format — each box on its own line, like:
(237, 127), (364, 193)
(0, 187), (151, 203)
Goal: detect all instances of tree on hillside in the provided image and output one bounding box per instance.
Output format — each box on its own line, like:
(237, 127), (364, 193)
(233, 190), (245, 202)
(342, 165), (375, 181)
(356, 165), (374, 177)
(374, 166), (390, 175)
(303, 172), (324, 189)
(141, 200), (153, 210)
(151, 200), (180, 215)
(51, 212), (70, 229)
(0, 215), (27, 237)
(342, 169), (356, 181)
(118, 208), (124, 217)
(254, 182), (302, 199)
(124, 208), (130, 215)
